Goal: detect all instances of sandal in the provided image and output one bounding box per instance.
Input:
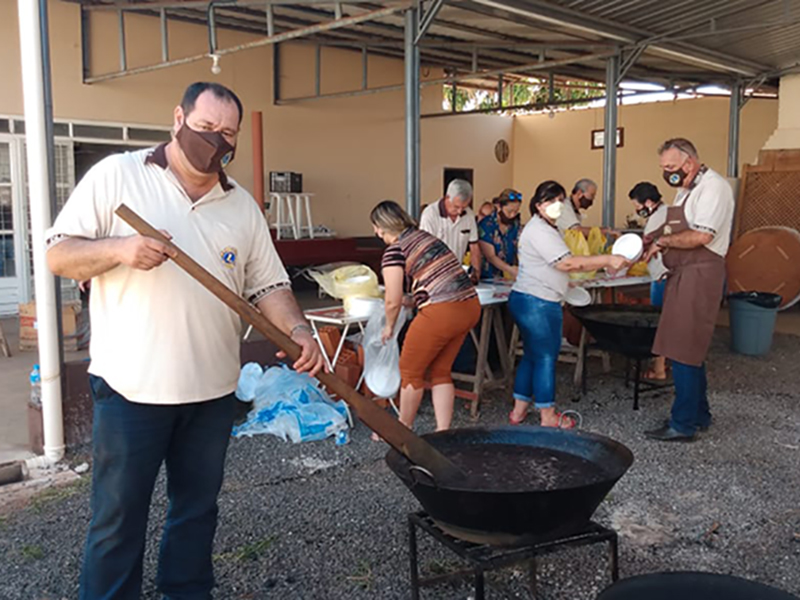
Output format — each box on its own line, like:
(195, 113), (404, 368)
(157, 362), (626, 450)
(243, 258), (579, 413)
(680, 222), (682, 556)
(643, 368), (668, 381)
(541, 411), (579, 429)
(509, 410), (528, 425)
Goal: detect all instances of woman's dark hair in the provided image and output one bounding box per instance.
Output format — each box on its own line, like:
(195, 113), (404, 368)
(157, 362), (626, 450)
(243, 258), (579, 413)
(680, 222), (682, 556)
(529, 180), (566, 215)
(181, 82), (244, 125)
(628, 181), (662, 205)
(493, 188), (523, 207)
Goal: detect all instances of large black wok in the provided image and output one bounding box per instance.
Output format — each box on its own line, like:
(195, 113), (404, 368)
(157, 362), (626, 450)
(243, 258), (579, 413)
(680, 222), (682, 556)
(386, 426), (633, 547)
(570, 305), (664, 409)
(570, 304), (661, 359)
(596, 572), (799, 600)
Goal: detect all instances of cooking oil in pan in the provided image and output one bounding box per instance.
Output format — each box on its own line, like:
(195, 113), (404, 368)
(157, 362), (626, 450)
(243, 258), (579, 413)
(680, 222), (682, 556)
(446, 444), (610, 492)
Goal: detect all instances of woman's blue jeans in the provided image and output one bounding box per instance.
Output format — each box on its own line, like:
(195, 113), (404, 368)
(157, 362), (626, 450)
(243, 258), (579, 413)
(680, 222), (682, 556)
(508, 290), (563, 409)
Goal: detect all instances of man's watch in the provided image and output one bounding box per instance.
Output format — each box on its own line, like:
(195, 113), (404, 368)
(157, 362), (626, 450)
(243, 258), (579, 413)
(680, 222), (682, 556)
(290, 323), (313, 338)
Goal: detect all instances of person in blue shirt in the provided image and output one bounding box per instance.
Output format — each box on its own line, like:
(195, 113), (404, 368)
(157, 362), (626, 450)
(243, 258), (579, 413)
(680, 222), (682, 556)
(478, 188), (522, 280)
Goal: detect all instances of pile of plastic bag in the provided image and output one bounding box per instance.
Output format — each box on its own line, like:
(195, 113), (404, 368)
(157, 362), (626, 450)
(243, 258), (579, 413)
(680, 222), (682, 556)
(565, 227), (649, 277)
(564, 229), (596, 280)
(233, 363), (351, 443)
(307, 264), (381, 313)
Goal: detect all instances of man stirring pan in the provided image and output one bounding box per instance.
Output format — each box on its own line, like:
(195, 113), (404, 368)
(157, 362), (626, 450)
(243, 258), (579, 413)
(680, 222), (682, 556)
(46, 82), (324, 598)
(643, 138), (734, 442)
(419, 178), (482, 282)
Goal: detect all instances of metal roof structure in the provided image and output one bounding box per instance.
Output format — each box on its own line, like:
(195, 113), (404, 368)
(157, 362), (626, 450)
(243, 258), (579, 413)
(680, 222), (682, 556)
(66, 1), (800, 220)
(70, 0), (800, 92)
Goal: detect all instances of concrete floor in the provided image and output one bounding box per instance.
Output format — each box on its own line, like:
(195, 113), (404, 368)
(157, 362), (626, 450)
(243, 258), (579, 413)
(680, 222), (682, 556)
(1, 300), (798, 464)
(0, 318), (88, 464)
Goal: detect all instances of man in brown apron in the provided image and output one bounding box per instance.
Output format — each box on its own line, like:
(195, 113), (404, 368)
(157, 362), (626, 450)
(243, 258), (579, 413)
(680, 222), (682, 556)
(643, 138), (734, 441)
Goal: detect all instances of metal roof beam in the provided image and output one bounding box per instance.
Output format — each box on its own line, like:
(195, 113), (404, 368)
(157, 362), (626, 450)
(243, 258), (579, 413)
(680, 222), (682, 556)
(459, 0), (772, 77)
(83, 4), (409, 83)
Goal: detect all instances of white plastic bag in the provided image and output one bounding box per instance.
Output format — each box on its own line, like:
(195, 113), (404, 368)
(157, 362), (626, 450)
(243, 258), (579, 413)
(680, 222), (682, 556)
(232, 364), (349, 443)
(362, 304), (407, 399)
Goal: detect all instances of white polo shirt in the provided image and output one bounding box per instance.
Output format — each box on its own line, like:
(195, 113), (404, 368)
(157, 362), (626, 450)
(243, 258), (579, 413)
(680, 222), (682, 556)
(46, 145), (290, 405)
(556, 198), (582, 234)
(673, 167), (734, 257)
(643, 203), (668, 280)
(419, 199), (478, 261)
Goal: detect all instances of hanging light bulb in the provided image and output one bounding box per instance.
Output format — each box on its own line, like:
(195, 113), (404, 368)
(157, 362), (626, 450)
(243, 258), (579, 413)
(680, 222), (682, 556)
(210, 54), (221, 75)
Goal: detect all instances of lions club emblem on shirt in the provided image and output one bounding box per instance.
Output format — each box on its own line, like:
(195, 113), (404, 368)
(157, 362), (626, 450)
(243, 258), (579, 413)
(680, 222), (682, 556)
(220, 247), (238, 269)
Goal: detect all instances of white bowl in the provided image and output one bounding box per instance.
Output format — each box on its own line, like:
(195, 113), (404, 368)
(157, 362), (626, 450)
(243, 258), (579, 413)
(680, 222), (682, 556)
(345, 296), (383, 318)
(564, 286), (591, 307)
(612, 233), (644, 262)
(475, 284), (496, 304)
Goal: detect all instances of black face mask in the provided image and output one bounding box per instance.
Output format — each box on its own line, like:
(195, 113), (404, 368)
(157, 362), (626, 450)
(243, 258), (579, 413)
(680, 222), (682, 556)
(663, 167), (689, 188)
(497, 208), (520, 226)
(578, 195), (593, 210)
(175, 123), (236, 174)
(637, 205), (655, 218)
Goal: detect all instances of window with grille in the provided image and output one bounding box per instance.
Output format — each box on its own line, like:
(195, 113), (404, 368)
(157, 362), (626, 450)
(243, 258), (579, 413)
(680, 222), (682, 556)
(22, 141), (77, 301)
(0, 142), (15, 278)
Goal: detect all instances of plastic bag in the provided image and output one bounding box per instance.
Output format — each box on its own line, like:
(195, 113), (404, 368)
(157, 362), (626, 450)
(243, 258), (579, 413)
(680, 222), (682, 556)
(232, 364), (350, 443)
(308, 264), (380, 303)
(564, 230), (596, 280)
(627, 261), (649, 277)
(728, 291), (782, 309)
(587, 227), (607, 256)
(362, 305), (408, 399)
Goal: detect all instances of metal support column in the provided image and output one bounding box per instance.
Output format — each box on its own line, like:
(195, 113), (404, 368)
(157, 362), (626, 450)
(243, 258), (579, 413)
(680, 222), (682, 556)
(404, 7), (421, 218)
(160, 8), (169, 62)
(80, 6), (91, 83)
(727, 80), (742, 178)
(602, 54), (620, 229)
(117, 10), (127, 71)
(315, 44), (321, 96)
(17, 0), (65, 462)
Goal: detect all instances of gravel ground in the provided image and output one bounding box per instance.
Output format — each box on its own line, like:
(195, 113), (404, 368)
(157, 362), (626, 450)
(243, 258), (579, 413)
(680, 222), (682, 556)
(1, 328), (799, 600)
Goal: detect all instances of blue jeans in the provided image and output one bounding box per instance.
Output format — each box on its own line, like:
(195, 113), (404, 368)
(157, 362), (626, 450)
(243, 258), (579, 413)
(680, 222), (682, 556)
(80, 375), (236, 600)
(508, 291), (563, 409)
(670, 361), (711, 435)
(650, 279), (666, 308)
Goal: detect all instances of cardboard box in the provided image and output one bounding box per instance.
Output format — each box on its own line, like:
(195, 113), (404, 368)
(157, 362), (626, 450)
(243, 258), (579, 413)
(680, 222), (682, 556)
(19, 301), (90, 352)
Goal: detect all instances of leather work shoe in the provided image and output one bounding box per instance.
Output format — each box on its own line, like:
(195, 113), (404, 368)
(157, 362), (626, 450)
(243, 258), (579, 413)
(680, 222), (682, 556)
(662, 419), (710, 433)
(644, 425), (695, 442)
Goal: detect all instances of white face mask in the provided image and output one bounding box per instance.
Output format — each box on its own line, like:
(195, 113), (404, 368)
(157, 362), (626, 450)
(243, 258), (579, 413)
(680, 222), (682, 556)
(544, 201), (563, 220)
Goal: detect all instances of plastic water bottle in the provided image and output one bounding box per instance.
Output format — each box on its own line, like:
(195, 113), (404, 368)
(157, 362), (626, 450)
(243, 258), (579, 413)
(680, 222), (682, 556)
(29, 364), (41, 407)
(335, 429), (350, 446)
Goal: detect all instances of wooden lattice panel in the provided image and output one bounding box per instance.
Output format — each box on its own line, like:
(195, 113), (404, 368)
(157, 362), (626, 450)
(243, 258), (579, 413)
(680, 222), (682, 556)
(735, 171), (800, 235)
(734, 150), (800, 239)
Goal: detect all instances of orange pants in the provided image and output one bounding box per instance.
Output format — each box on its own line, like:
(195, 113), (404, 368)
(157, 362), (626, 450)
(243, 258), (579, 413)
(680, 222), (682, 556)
(399, 297), (481, 390)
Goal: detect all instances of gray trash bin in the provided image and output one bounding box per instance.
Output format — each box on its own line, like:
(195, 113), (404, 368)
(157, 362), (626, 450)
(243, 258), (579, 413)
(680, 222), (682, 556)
(727, 292), (782, 356)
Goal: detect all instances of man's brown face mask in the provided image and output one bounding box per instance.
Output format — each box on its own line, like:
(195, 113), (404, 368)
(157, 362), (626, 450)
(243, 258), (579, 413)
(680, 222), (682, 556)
(175, 123), (236, 174)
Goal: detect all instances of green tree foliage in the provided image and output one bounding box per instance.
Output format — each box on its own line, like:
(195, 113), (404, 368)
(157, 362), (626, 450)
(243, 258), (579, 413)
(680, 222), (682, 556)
(442, 78), (605, 112)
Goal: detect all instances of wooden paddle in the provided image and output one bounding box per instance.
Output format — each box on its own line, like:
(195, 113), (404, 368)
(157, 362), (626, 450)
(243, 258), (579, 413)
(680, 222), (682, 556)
(115, 204), (466, 485)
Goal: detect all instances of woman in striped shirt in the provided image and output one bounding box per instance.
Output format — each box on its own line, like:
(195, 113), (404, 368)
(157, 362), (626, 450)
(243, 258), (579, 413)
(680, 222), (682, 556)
(371, 200), (481, 431)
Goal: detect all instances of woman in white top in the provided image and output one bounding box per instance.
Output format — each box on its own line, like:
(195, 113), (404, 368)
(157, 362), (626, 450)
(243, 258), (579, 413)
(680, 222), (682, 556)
(629, 181), (669, 380)
(509, 180), (628, 427)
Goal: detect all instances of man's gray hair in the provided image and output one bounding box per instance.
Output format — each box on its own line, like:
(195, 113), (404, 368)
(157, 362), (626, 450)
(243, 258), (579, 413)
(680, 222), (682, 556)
(658, 138), (699, 159)
(446, 179), (473, 202)
(572, 178), (597, 195)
